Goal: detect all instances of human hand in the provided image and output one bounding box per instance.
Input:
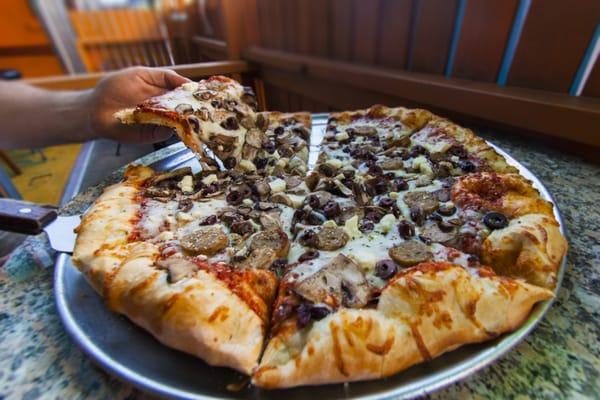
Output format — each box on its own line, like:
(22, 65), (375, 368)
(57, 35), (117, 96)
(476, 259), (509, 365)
(87, 67), (190, 144)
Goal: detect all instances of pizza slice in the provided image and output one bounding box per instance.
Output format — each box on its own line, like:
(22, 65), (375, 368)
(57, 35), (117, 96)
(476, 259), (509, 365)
(115, 75), (258, 169)
(254, 261), (552, 388)
(73, 165), (286, 374)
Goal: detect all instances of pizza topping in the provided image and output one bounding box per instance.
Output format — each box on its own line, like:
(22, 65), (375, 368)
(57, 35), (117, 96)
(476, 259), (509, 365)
(151, 167), (192, 186)
(389, 240), (432, 267)
(220, 116), (239, 131)
(419, 221), (457, 244)
(311, 227), (349, 250)
(187, 115), (200, 132)
(193, 90), (217, 101)
(438, 202), (456, 216)
(180, 226), (228, 256)
(322, 201), (341, 218)
(199, 214), (218, 225)
(349, 125), (377, 136)
(175, 103), (193, 115)
(483, 212), (508, 229)
(398, 220), (415, 239)
(298, 249), (319, 262)
(375, 259), (398, 280)
(459, 159), (477, 172)
(293, 254), (371, 308)
(403, 191), (439, 215)
(230, 220), (255, 236)
(296, 303), (331, 329)
(249, 228), (290, 258)
(157, 257), (198, 283)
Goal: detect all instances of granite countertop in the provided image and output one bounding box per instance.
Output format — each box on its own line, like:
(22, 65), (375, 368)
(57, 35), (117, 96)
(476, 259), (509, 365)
(0, 131), (598, 399)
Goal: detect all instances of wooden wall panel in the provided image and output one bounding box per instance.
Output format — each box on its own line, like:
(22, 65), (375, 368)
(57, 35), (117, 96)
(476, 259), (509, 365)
(409, 0), (459, 74)
(330, 0), (353, 61)
(376, 0), (414, 69)
(352, 0), (380, 64)
(582, 60), (600, 97)
(451, 0), (518, 82)
(506, 0), (600, 92)
(309, 0), (331, 58)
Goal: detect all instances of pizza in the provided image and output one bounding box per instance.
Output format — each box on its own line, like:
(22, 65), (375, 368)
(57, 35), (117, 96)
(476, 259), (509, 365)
(72, 78), (567, 389)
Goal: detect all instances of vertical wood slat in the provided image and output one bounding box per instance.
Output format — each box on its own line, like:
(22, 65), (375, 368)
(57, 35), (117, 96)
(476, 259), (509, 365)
(451, 0), (519, 82)
(309, 0), (331, 58)
(294, 0), (311, 54)
(409, 0), (459, 74)
(352, 0), (380, 64)
(330, 0), (353, 61)
(506, 0), (600, 93)
(376, 0), (415, 69)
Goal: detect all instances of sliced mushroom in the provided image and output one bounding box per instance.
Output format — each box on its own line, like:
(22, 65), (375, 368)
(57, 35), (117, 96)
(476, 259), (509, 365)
(271, 193), (294, 207)
(249, 228), (289, 258)
(145, 187), (172, 198)
(256, 113), (269, 131)
(352, 182), (371, 206)
(175, 103), (194, 116)
(151, 167), (192, 185)
(259, 212), (281, 230)
(245, 128), (264, 148)
(239, 247), (277, 269)
(293, 254), (371, 308)
(419, 221), (457, 244)
(242, 144), (259, 161)
(284, 175), (303, 190)
(312, 227), (349, 251)
(332, 178), (354, 197)
(388, 240), (432, 267)
(305, 171), (320, 191)
(350, 125), (377, 136)
(253, 180), (271, 198)
(157, 257), (198, 283)
(403, 191), (439, 215)
(180, 226), (228, 256)
(378, 157), (404, 170)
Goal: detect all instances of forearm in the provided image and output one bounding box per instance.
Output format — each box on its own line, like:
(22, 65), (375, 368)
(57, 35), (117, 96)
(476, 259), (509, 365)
(0, 82), (94, 149)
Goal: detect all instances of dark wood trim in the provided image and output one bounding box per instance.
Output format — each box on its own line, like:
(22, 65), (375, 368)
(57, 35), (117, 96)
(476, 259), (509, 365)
(191, 36), (227, 56)
(24, 61), (250, 90)
(244, 46), (600, 147)
(0, 44), (56, 56)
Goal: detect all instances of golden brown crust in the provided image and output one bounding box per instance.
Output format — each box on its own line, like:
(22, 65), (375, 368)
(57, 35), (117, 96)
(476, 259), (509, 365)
(254, 263), (552, 388)
(329, 105), (434, 131)
(73, 165), (272, 374)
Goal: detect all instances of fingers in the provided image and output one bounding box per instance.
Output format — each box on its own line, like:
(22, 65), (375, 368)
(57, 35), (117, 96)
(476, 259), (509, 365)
(139, 67), (191, 90)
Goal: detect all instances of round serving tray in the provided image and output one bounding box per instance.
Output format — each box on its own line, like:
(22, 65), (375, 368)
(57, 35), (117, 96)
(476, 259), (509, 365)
(54, 114), (567, 399)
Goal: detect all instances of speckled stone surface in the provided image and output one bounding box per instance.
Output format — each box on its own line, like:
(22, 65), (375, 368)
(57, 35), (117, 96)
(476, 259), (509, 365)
(1, 132), (598, 399)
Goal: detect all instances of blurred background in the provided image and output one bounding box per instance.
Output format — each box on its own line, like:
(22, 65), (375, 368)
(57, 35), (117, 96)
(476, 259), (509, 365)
(0, 0), (599, 206)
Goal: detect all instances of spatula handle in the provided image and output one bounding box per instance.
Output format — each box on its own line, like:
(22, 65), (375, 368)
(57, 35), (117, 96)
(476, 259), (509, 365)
(0, 198), (57, 235)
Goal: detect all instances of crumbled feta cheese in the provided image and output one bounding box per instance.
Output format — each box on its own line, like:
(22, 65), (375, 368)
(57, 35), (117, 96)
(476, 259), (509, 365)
(377, 214), (396, 233)
(276, 158), (288, 168)
(412, 155), (434, 176)
(178, 175), (194, 193)
(389, 191), (399, 199)
(323, 220), (338, 228)
(242, 198), (254, 206)
(344, 215), (362, 239)
(335, 131), (349, 141)
(269, 178), (286, 193)
(176, 211), (194, 222)
(181, 82), (199, 92)
(202, 174), (217, 185)
(325, 158), (343, 169)
(156, 231), (174, 241)
(239, 159), (257, 172)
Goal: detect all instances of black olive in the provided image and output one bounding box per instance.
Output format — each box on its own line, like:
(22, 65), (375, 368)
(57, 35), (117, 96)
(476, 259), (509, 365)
(322, 201), (341, 218)
(310, 305), (331, 320)
(299, 230), (316, 246)
(298, 249), (320, 263)
(428, 213), (443, 222)
(342, 146), (351, 154)
(483, 212), (508, 230)
(409, 145), (429, 158)
(178, 198), (193, 212)
(375, 259), (398, 280)
(210, 99), (221, 108)
(392, 178), (409, 192)
(221, 117), (239, 130)
(410, 206), (425, 226)
(199, 215), (218, 225)
(459, 160), (476, 172)
(296, 304), (312, 328)
(438, 203), (456, 216)
(373, 179), (388, 195)
(274, 126), (284, 136)
(305, 194), (320, 209)
(438, 220), (456, 233)
(418, 234), (432, 245)
(255, 157), (268, 169)
(306, 211), (326, 225)
(379, 197), (395, 208)
(223, 156), (237, 169)
(231, 221), (255, 235)
(263, 141), (276, 153)
(270, 258), (288, 276)
(365, 211), (383, 223)
(398, 220), (415, 239)
(202, 183), (219, 195)
(359, 219), (375, 233)
(448, 145), (467, 158)
(226, 190), (242, 205)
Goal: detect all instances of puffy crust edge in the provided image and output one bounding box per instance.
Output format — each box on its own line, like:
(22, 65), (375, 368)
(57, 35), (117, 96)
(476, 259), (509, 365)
(253, 263), (552, 388)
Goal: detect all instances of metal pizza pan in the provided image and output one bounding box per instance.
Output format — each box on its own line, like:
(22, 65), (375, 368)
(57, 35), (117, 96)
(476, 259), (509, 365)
(54, 114), (567, 400)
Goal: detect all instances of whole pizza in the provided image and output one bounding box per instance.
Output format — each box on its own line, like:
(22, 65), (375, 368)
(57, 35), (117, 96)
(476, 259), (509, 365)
(74, 76), (567, 388)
